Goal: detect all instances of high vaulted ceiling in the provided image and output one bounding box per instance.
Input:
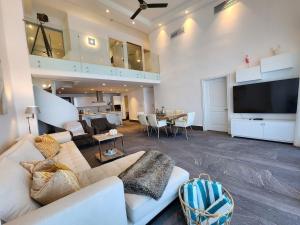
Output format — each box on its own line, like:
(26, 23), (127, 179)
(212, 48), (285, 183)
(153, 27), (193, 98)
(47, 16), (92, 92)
(62, 0), (216, 33)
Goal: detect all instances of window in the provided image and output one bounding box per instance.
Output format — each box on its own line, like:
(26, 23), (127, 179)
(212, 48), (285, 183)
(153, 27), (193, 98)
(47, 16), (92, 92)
(127, 42), (143, 71)
(109, 38), (125, 68)
(25, 22), (65, 58)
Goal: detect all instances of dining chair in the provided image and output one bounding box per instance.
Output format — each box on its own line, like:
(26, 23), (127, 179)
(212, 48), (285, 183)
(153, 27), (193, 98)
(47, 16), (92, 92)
(174, 112), (195, 140)
(138, 114), (150, 136)
(147, 114), (168, 139)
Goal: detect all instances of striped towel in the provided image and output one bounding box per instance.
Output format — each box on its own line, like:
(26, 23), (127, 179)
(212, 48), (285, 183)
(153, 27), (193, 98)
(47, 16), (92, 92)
(205, 180), (223, 206)
(183, 182), (200, 222)
(183, 179), (229, 225)
(201, 195), (232, 225)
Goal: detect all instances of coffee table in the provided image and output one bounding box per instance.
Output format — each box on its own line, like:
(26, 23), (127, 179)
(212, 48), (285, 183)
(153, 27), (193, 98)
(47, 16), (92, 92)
(93, 132), (125, 163)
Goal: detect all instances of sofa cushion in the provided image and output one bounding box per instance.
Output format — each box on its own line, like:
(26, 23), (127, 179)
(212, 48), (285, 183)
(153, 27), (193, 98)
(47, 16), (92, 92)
(35, 135), (60, 158)
(64, 121), (86, 137)
(0, 158), (40, 222)
(53, 141), (91, 174)
(0, 134), (43, 162)
(3, 140), (44, 164)
(125, 166), (189, 224)
(77, 151), (145, 188)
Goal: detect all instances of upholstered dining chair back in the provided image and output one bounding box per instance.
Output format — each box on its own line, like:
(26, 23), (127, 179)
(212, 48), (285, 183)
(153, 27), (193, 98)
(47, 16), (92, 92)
(147, 114), (158, 127)
(186, 112), (196, 127)
(138, 114), (149, 126)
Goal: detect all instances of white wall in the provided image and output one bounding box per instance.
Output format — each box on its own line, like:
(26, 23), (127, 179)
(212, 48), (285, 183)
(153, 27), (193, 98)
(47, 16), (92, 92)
(143, 87), (155, 114)
(128, 88), (144, 121)
(0, 0), (38, 152)
(128, 87), (155, 120)
(149, 0), (300, 127)
(0, 19), (18, 152)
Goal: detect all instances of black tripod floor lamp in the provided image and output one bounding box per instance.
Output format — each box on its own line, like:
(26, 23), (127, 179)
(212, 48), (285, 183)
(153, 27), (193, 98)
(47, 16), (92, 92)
(25, 106), (40, 134)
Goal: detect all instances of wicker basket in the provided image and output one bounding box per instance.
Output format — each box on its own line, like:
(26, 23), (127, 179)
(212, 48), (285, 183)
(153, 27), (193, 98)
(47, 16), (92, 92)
(178, 174), (234, 225)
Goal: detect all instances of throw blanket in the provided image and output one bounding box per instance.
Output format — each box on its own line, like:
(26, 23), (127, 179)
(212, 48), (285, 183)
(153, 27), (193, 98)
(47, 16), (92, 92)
(119, 151), (175, 200)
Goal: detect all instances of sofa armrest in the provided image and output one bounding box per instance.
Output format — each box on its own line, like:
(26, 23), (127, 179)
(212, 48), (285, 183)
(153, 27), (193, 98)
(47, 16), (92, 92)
(6, 177), (127, 225)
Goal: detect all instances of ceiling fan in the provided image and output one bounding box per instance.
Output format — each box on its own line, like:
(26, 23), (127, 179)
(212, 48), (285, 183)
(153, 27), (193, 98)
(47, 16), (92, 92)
(131, 0), (168, 20)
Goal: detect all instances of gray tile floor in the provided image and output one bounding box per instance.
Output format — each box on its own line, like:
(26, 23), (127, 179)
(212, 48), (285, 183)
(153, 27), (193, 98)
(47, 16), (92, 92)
(81, 122), (300, 225)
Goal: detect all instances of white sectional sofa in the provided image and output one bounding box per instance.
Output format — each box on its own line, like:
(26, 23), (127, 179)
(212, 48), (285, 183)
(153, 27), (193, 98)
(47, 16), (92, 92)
(0, 132), (189, 225)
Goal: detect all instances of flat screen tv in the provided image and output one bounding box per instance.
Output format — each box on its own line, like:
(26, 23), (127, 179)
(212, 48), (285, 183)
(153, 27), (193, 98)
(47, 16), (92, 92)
(233, 78), (299, 113)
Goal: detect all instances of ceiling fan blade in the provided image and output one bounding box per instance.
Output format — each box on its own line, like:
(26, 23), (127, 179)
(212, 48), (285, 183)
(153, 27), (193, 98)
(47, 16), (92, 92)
(131, 8), (142, 20)
(147, 3), (168, 8)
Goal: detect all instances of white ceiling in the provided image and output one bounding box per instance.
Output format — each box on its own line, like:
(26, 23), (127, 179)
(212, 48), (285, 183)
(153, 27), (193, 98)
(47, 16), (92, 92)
(62, 0), (216, 33)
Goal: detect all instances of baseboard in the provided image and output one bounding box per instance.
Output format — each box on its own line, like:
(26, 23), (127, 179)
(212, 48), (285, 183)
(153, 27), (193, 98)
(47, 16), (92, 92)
(192, 126), (203, 131)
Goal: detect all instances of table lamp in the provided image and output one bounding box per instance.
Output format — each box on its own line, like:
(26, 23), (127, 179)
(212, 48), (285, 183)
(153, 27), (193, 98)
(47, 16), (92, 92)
(25, 106), (40, 134)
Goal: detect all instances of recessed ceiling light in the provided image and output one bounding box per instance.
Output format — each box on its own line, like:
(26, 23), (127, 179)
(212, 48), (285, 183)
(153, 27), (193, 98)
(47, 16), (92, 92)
(90, 88), (95, 91)
(106, 9), (110, 13)
(102, 83), (106, 86)
(137, 59), (141, 63)
(131, 20), (135, 25)
(185, 10), (189, 14)
(42, 84), (47, 88)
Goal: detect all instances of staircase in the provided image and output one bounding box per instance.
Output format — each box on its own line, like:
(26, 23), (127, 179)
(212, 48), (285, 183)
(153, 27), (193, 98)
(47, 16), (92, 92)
(33, 86), (78, 128)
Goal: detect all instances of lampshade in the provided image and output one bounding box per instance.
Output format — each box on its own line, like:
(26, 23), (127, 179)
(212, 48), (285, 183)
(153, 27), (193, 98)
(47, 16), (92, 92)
(25, 106), (40, 114)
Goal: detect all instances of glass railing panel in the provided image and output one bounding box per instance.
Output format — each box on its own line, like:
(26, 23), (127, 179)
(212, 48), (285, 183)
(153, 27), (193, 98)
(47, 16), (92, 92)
(127, 42), (143, 71)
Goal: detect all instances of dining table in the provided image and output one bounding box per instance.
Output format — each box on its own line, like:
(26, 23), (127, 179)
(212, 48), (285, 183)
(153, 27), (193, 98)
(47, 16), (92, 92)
(157, 113), (187, 136)
(157, 113), (187, 122)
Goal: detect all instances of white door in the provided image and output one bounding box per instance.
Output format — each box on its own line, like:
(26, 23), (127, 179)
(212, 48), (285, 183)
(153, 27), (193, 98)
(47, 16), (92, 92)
(205, 77), (228, 132)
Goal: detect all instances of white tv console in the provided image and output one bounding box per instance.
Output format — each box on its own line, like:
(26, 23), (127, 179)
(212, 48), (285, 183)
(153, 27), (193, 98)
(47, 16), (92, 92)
(231, 119), (295, 143)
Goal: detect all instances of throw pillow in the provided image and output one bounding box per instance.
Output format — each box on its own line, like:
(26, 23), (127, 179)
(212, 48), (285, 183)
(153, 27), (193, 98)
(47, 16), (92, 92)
(63, 121), (86, 137)
(35, 135), (60, 158)
(21, 159), (80, 205)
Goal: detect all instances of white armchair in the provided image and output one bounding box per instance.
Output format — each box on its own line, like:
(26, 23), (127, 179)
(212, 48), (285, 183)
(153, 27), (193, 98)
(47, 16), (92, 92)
(174, 112), (195, 140)
(6, 177), (127, 225)
(147, 114), (168, 139)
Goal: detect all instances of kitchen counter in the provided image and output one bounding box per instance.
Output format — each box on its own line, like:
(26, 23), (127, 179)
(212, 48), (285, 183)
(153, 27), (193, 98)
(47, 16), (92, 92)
(81, 112), (123, 126)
